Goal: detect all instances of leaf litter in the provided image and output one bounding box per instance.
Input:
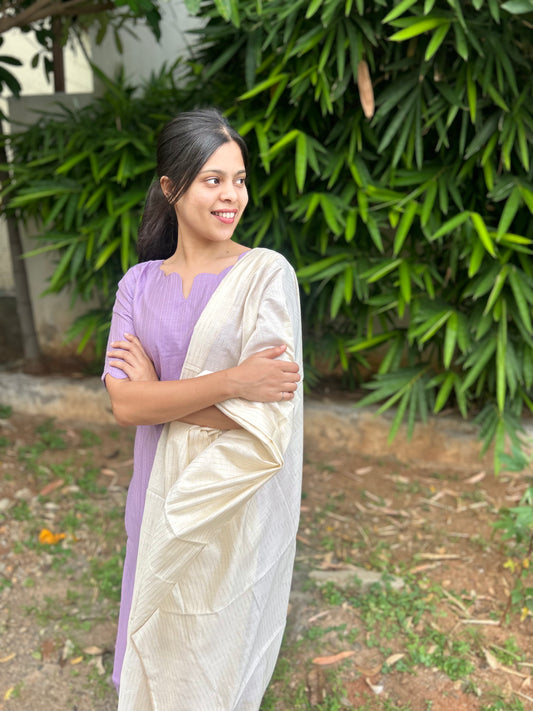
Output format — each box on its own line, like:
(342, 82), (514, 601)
(0, 411), (532, 710)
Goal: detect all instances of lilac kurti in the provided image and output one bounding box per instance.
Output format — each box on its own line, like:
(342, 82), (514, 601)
(102, 257), (244, 689)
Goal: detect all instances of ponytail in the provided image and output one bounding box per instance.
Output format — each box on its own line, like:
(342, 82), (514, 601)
(137, 180), (178, 262)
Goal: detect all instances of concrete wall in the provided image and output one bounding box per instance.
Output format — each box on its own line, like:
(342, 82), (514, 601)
(90, 1), (202, 85)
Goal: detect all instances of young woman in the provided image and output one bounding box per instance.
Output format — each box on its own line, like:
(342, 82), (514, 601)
(102, 108), (303, 710)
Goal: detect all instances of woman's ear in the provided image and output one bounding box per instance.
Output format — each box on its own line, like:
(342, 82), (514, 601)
(160, 176), (173, 201)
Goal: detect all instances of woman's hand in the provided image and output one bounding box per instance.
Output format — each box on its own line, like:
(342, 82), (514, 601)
(231, 345), (300, 402)
(107, 333), (159, 382)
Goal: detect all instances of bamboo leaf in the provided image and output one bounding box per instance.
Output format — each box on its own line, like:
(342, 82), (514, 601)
(238, 73), (289, 101)
(430, 211), (470, 240)
(94, 237), (121, 270)
(483, 265), (509, 315)
(424, 22), (450, 60)
(501, 0), (533, 13)
(347, 332), (396, 353)
(383, 0), (418, 23)
(398, 260), (412, 303)
(461, 339), (497, 392)
(497, 187), (521, 239)
(55, 151), (90, 175)
(306, 0), (324, 19)
(295, 132), (307, 193)
(508, 269), (533, 333)
(393, 200), (418, 256)
(496, 309), (507, 412)
(320, 194), (343, 234)
(389, 17), (449, 41)
(486, 84), (510, 112)
(330, 272), (345, 318)
(468, 241), (486, 278)
(434, 372), (456, 412)
(518, 184), (533, 213)
(421, 181), (437, 227)
(345, 209), (357, 242)
(267, 129), (300, 158)
(297, 254), (347, 280)
(366, 215), (385, 253)
(453, 22), (468, 60)
(344, 266), (353, 304)
(516, 120), (530, 172)
(470, 212), (496, 257)
(362, 258), (402, 283)
(466, 65), (477, 124)
(443, 312), (457, 369)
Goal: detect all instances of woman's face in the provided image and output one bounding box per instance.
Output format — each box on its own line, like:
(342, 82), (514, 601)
(168, 140), (248, 247)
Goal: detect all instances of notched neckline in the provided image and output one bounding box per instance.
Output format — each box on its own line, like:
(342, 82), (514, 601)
(156, 250), (251, 300)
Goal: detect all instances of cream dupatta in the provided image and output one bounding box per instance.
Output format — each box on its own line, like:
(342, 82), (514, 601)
(118, 248), (304, 710)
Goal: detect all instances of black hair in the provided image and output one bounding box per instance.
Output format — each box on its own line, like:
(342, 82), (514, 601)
(137, 108), (249, 262)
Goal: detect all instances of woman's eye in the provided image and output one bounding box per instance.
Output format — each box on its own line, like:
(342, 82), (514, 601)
(206, 177), (219, 185)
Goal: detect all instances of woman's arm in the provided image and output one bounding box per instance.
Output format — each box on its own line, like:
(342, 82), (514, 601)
(104, 333), (239, 428)
(178, 406), (242, 430)
(105, 338), (299, 427)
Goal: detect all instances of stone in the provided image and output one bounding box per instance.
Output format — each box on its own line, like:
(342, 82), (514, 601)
(309, 565), (404, 592)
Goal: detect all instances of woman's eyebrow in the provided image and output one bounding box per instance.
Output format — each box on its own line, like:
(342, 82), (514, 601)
(198, 168), (247, 176)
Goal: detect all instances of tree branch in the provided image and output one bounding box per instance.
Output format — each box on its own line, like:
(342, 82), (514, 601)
(0, 0), (116, 33)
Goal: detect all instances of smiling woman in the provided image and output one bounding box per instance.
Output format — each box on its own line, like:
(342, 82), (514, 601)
(101, 108), (304, 710)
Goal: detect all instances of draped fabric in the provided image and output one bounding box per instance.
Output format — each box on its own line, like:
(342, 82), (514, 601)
(118, 248), (304, 710)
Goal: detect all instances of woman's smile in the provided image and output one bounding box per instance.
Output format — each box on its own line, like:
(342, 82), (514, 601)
(212, 209), (238, 223)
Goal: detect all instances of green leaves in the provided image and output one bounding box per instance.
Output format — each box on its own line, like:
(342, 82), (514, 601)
(389, 17), (449, 41)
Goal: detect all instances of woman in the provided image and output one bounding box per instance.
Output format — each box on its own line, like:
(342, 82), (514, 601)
(102, 108), (303, 710)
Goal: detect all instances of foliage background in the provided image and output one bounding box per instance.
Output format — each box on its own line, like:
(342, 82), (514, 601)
(2, 0), (533, 466)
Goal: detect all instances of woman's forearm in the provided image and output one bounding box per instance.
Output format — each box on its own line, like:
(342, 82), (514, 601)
(178, 406), (242, 430)
(105, 371), (237, 426)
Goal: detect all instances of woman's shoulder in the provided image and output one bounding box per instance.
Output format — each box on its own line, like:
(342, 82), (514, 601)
(119, 260), (163, 287)
(245, 248), (295, 273)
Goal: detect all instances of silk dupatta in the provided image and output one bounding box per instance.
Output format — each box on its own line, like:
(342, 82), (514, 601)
(118, 248), (304, 710)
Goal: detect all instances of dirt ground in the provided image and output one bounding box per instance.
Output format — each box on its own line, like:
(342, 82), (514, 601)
(0, 405), (531, 711)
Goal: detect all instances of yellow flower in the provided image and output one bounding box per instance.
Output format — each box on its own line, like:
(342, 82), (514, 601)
(38, 528), (66, 545)
(504, 558), (516, 573)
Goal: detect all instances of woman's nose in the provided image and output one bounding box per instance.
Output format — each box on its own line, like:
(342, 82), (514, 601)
(220, 181), (237, 200)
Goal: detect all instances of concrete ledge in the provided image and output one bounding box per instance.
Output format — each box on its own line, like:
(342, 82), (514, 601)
(1, 372), (524, 471)
(0, 372), (114, 425)
(303, 399), (495, 470)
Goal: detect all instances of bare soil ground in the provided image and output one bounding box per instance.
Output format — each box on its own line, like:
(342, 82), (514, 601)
(0, 407), (531, 711)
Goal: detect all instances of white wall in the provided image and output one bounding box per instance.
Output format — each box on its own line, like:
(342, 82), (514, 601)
(90, 1), (203, 85)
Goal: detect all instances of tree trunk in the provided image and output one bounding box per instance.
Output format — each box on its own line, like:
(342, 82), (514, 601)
(52, 17), (66, 92)
(0, 131), (43, 370)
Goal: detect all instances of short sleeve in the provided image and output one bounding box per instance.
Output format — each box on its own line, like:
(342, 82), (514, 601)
(101, 269), (138, 383)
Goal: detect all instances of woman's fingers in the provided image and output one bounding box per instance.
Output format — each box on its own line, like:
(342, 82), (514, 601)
(107, 333), (158, 381)
(260, 344), (287, 359)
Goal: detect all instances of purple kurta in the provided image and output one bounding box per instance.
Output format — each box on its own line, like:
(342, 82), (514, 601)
(102, 257), (244, 689)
